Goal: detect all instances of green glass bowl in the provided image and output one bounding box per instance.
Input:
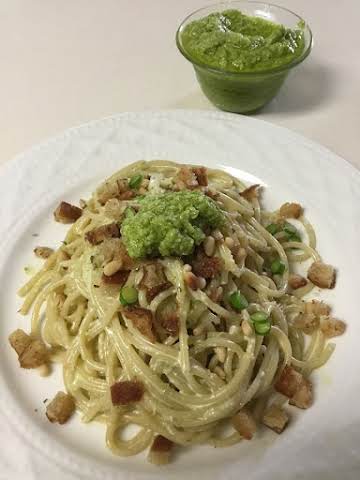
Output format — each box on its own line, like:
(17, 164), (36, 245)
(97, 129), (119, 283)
(176, 1), (312, 114)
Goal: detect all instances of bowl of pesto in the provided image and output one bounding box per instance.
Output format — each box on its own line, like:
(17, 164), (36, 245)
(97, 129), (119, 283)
(176, 1), (312, 114)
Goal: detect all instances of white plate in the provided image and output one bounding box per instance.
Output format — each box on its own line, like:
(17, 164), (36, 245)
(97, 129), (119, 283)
(0, 110), (359, 480)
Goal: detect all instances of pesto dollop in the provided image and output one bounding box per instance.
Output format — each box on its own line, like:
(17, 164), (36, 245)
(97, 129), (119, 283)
(121, 191), (225, 258)
(181, 9), (305, 73)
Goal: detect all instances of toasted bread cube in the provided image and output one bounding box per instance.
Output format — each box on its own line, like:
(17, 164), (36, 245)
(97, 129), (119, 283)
(110, 380), (145, 405)
(289, 378), (313, 409)
(275, 366), (304, 398)
(19, 339), (48, 368)
(54, 201), (82, 224)
(262, 405), (289, 433)
(320, 317), (346, 338)
(231, 408), (257, 440)
(46, 391), (75, 424)
(147, 435), (173, 465)
(9, 329), (32, 356)
(279, 202), (303, 219)
(308, 261), (336, 289)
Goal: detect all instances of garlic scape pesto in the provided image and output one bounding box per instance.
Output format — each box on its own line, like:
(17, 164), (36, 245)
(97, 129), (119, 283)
(180, 9), (305, 73)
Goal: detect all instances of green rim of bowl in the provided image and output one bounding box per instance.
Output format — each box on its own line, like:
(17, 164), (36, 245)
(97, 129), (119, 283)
(176, 1), (313, 77)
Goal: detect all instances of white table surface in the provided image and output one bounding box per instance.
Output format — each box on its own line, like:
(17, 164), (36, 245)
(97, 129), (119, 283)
(1, 0), (359, 170)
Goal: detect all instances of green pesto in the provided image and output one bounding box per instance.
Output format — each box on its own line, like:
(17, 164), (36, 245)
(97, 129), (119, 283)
(181, 10), (305, 73)
(121, 191), (225, 258)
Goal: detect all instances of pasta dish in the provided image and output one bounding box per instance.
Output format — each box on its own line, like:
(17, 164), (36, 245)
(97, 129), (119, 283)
(9, 160), (345, 465)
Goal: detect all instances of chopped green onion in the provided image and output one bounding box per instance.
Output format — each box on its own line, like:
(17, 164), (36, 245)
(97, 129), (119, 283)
(283, 222), (297, 235)
(288, 233), (301, 243)
(250, 311), (268, 323)
(119, 286), (138, 306)
(270, 259), (286, 275)
(254, 321), (271, 335)
(229, 291), (248, 311)
(266, 223), (280, 235)
(129, 174), (143, 190)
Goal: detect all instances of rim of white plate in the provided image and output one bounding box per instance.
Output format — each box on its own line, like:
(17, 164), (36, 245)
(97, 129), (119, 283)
(0, 109), (359, 480)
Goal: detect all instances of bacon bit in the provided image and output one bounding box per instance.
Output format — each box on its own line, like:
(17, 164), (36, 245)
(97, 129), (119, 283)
(34, 246), (54, 259)
(54, 201), (82, 224)
(275, 365), (304, 398)
(232, 408), (257, 440)
(148, 435), (173, 465)
(308, 261), (336, 289)
(9, 329), (48, 369)
(140, 263), (171, 302)
(279, 202), (303, 219)
(123, 306), (157, 342)
(262, 405), (289, 433)
(85, 223), (120, 245)
(293, 313), (319, 335)
(161, 313), (179, 336)
(46, 391), (75, 424)
(110, 380), (144, 405)
(288, 274), (307, 290)
(98, 239), (134, 270)
(320, 317), (346, 338)
(192, 250), (222, 279)
(289, 378), (313, 409)
(192, 166), (208, 186)
(101, 270), (129, 286)
(304, 300), (331, 316)
(240, 184), (260, 201)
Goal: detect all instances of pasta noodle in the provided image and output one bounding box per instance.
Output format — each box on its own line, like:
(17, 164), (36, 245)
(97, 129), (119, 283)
(16, 160), (343, 462)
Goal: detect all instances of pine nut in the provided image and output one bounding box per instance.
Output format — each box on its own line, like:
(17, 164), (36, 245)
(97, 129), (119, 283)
(215, 346), (226, 363)
(204, 236), (215, 256)
(242, 319), (253, 336)
(103, 259), (123, 276)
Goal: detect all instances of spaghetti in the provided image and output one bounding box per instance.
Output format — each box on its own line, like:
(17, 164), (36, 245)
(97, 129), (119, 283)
(15, 160), (344, 463)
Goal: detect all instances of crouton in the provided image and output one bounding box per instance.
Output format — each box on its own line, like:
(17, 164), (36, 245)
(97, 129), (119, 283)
(307, 261), (336, 289)
(19, 339), (49, 369)
(148, 435), (174, 465)
(304, 300), (331, 316)
(140, 263), (172, 302)
(110, 380), (144, 405)
(160, 313), (179, 336)
(97, 179), (135, 205)
(240, 184), (260, 201)
(175, 166), (198, 190)
(279, 202), (303, 219)
(293, 313), (319, 335)
(289, 378), (313, 409)
(192, 250), (222, 279)
(34, 246), (54, 259)
(85, 223), (120, 245)
(46, 391), (75, 424)
(123, 306), (157, 343)
(231, 408), (257, 440)
(192, 167), (208, 187)
(54, 201), (82, 223)
(275, 365), (304, 398)
(262, 405), (289, 433)
(9, 329), (32, 356)
(9, 329), (48, 369)
(288, 274), (307, 290)
(320, 317), (346, 338)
